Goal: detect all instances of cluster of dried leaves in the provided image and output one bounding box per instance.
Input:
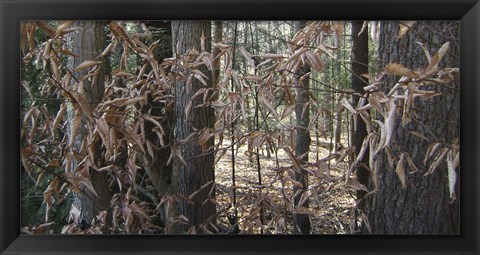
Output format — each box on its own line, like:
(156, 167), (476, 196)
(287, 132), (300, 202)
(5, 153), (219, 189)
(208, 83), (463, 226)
(20, 20), (458, 234)
(342, 41), (459, 199)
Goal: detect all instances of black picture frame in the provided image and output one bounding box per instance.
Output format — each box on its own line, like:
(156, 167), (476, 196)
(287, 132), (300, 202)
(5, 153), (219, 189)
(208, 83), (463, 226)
(1, 0), (479, 254)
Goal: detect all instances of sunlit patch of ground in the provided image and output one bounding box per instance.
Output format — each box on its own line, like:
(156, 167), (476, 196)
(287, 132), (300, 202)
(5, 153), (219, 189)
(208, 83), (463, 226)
(214, 133), (356, 234)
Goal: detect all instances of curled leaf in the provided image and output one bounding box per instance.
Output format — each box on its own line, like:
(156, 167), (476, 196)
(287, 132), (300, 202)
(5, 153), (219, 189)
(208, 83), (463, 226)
(74, 60), (102, 71)
(384, 63), (418, 78)
(447, 147), (459, 200)
(395, 153), (407, 189)
(69, 108), (82, 146)
(397, 21), (416, 40)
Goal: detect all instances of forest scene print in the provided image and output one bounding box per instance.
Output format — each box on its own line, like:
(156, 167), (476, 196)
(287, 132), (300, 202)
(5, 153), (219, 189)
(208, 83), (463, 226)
(20, 20), (459, 235)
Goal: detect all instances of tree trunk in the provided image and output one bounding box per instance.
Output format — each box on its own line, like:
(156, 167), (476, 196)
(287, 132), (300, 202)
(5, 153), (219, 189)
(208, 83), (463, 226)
(212, 21), (223, 96)
(171, 21), (216, 233)
(293, 21), (311, 234)
(351, 21), (370, 200)
(70, 21), (110, 227)
(333, 33), (343, 152)
(138, 21), (174, 228)
(363, 21), (460, 234)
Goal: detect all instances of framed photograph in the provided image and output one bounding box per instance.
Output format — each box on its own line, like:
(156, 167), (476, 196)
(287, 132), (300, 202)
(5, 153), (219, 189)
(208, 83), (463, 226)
(1, 0), (479, 254)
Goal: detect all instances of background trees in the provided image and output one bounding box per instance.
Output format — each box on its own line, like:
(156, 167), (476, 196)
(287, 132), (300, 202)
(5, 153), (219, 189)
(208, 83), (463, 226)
(20, 20), (460, 235)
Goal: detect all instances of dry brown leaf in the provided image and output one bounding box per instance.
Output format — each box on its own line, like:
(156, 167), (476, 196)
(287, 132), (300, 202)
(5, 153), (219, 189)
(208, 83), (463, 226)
(308, 110), (322, 131)
(345, 178), (368, 192)
(340, 98), (357, 114)
(384, 63), (418, 78)
(109, 127), (117, 157)
(424, 142), (442, 165)
(69, 108), (82, 146)
(395, 153), (407, 189)
(405, 153), (419, 173)
(373, 120), (385, 156)
(425, 147), (449, 176)
(253, 53), (285, 59)
(36, 21), (56, 37)
(383, 100), (397, 149)
(367, 93), (383, 113)
(69, 91), (94, 123)
(52, 103), (66, 130)
(409, 130), (429, 142)
(74, 60), (102, 71)
(21, 23), (28, 55)
(423, 41), (450, 77)
(244, 75), (263, 81)
(282, 147), (302, 173)
(259, 95), (279, 118)
(356, 133), (372, 163)
(109, 21), (134, 47)
(281, 105), (296, 120)
(304, 50), (324, 71)
(286, 47), (309, 64)
(447, 148), (459, 200)
(397, 21), (416, 40)
(56, 21), (75, 35)
(239, 46), (255, 69)
(198, 129), (215, 152)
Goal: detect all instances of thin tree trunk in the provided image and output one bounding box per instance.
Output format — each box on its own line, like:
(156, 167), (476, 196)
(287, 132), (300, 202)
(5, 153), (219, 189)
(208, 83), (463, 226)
(69, 21), (110, 227)
(212, 21), (223, 96)
(351, 21), (370, 199)
(350, 21), (370, 232)
(333, 35), (343, 152)
(293, 21), (311, 235)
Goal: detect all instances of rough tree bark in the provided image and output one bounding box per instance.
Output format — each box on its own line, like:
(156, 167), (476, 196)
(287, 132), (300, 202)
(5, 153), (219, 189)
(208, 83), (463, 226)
(362, 21), (460, 234)
(171, 21), (216, 233)
(293, 21), (311, 234)
(70, 21), (110, 227)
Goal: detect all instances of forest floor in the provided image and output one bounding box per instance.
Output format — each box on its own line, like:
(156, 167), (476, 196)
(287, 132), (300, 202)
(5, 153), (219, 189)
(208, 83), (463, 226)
(214, 134), (357, 234)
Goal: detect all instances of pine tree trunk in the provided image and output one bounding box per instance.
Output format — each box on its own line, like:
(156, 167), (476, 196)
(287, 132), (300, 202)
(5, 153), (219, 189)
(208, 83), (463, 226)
(362, 21), (460, 234)
(171, 21), (216, 233)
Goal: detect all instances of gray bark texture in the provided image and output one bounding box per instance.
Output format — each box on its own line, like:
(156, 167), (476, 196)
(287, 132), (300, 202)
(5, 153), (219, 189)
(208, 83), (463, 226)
(171, 21), (216, 232)
(362, 21), (460, 234)
(71, 21), (110, 226)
